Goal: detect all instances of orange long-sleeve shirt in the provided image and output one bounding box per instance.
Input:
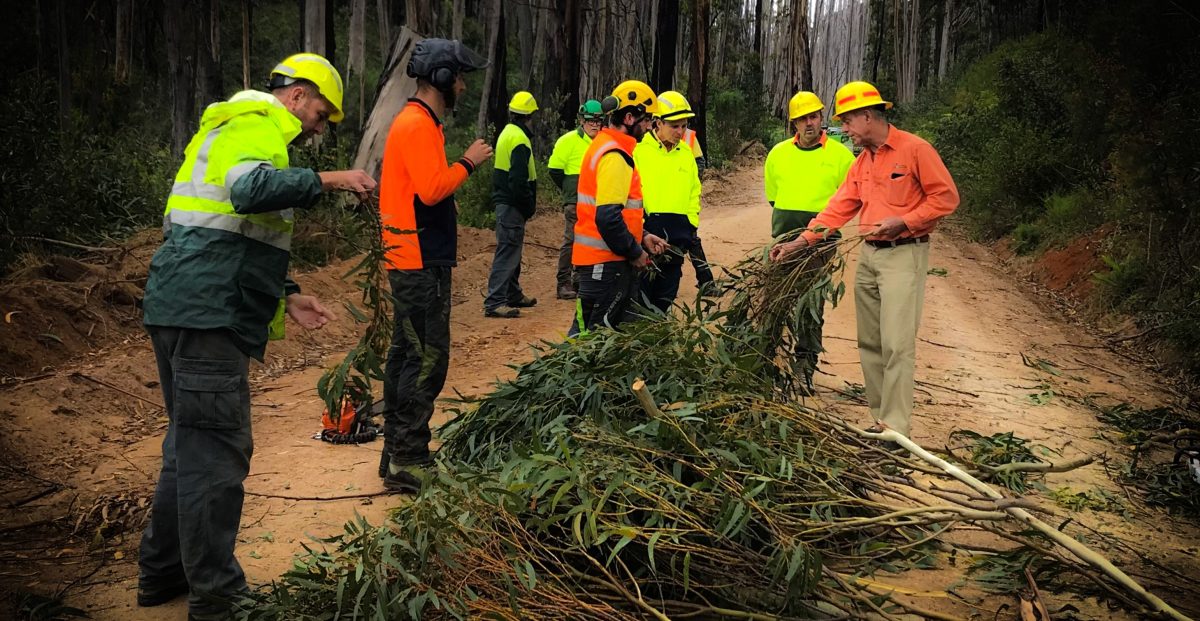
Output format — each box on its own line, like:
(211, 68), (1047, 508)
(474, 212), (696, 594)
(801, 126), (959, 244)
(379, 99), (476, 269)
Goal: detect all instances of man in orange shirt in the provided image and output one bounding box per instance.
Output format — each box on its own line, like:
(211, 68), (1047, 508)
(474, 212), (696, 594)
(377, 38), (493, 493)
(771, 81), (959, 440)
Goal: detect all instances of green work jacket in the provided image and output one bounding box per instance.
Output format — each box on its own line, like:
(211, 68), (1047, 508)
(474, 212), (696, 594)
(143, 90), (323, 360)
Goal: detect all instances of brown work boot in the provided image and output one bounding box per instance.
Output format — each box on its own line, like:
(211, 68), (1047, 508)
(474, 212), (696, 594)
(556, 285), (577, 300)
(484, 305), (521, 318)
(509, 295), (538, 308)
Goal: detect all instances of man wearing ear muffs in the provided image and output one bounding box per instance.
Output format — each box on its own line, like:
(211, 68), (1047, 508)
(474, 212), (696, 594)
(377, 38), (494, 493)
(568, 80), (669, 336)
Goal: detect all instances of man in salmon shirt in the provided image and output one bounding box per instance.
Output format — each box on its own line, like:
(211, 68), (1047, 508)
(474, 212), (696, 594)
(377, 38), (493, 493)
(770, 81), (959, 441)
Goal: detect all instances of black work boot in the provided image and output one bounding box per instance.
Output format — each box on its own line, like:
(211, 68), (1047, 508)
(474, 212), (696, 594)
(383, 463), (431, 494)
(137, 575), (190, 607)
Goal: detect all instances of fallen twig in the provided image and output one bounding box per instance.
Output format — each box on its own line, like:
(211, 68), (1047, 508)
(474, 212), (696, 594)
(631, 379), (664, 417)
(978, 455), (1095, 475)
(70, 372), (164, 410)
(859, 425), (1194, 621)
(916, 379), (981, 399)
(244, 489), (393, 501)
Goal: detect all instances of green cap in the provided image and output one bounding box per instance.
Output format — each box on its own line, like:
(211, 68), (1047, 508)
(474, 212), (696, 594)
(579, 99), (604, 119)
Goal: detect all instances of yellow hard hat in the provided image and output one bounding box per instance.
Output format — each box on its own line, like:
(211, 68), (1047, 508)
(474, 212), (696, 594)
(832, 81), (892, 120)
(788, 91), (824, 120)
(508, 91), (538, 115)
(610, 80), (659, 115)
(270, 53), (345, 123)
(656, 91), (695, 120)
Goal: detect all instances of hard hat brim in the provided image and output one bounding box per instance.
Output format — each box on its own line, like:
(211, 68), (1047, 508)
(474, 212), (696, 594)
(788, 104), (824, 120)
(659, 110), (696, 121)
(832, 99), (893, 121)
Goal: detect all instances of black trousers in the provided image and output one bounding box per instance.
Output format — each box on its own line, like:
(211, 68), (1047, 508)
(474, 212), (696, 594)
(382, 267), (452, 470)
(140, 327), (252, 620)
(688, 235), (715, 290)
(569, 260), (639, 337)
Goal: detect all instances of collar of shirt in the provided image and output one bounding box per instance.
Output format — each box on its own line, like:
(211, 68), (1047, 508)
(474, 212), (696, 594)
(874, 123), (902, 153)
(407, 98), (442, 127)
(792, 130), (828, 151)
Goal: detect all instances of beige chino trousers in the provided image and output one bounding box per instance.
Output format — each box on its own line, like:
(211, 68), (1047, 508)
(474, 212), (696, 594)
(854, 241), (930, 437)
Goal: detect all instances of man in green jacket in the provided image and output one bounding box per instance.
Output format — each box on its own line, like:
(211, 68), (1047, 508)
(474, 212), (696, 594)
(137, 53), (374, 620)
(548, 99), (604, 299)
(484, 91), (539, 318)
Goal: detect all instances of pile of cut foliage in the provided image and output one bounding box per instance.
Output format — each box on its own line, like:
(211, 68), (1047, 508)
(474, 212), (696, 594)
(245, 241), (1193, 620)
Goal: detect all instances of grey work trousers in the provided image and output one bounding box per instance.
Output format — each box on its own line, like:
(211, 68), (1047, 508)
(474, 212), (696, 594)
(139, 326), (252, 620)
(556, 203), (579, 290)
(483, 203), (529, 311)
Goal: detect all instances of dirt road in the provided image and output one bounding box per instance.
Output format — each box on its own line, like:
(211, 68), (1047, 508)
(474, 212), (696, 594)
(2, 164), (1197, 619)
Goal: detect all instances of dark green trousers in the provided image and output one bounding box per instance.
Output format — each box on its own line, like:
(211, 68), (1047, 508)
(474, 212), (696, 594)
(382, 267), (452, 469)
(140, 327), (252, 620)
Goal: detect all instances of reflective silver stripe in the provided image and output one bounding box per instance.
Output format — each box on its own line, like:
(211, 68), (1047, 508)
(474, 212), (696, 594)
(272, 64), (296, 76)
(225, 161), (273, 187)
(574, 233), (612, 251)
(577, 193), (597, 205)
(589, 144), (617, 170)
(172, 181), (231, 203)
(626, 199), (644, 210)
(165, 210), (291, 251)
(191, 129), (222, 184)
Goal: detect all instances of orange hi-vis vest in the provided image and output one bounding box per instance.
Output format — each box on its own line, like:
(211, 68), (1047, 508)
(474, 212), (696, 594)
(573, 128), (644, 266)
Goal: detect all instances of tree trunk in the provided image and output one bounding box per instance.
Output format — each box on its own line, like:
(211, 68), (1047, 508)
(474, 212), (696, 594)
(165, 0), (199, 157)
(406, 0), (435, 34)
(753, 0), (764, 56)
(452, 0), (465, 40)
(893, 0), (919, 102)
(476, 0), (504, 136)
(197, 0), (222, 107)
(242, 0), (252, 89)
(377, 0), (391, 60)
(687, 0), (710, 154)
(515, 0), (534, 88)
(57, 0), (71, 130)
(651, 0), (680, 91)
(557, 0), (581, 129)
(937, 0), (954, 79)
(349, 0), (367, 126)
(114, 0), (132, 85)
(304, 0), (327, 54)
(354, 27), (420, 182)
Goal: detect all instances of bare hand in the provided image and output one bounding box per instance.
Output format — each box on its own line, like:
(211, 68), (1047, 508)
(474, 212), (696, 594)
(464, 139), (494, 167)
(642, 233), (668, 255)
(319, 170), (377, 200)
(286, 294), (335, 330)
(630, 252), (651, 269)
(872, 216), (909, 240)
(769, 238), (808, 262)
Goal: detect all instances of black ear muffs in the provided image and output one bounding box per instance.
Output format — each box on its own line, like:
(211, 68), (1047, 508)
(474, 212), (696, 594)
(431, 66), (455, 90)
(601, 96), (619, 114)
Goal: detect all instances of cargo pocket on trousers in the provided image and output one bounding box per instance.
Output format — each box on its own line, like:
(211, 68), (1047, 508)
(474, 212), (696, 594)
(174, 359), (245, 429)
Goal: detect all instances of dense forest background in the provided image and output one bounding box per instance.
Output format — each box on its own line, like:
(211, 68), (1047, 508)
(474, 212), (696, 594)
(0, 0), (1197, 372)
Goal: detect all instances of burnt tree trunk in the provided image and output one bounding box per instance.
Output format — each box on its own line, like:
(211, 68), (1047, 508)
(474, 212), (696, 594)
(165, 0), (199, 157)
(651, 0), (680, 91)
(557, 0), (581, 128)
(687, 0), (709, 153)
(197, 0), (222, 106)
(242, 0), (252, 89)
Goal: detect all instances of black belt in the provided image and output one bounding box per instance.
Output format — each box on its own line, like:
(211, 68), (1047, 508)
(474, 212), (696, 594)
(865, 235), (929, 248)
